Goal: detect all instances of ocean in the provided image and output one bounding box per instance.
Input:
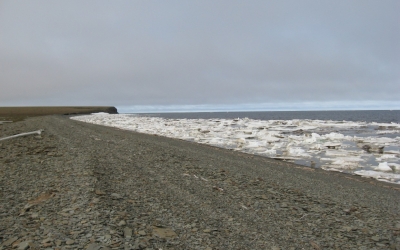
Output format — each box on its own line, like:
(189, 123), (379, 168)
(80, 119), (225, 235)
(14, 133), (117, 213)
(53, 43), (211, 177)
(139, 110), (400, 123)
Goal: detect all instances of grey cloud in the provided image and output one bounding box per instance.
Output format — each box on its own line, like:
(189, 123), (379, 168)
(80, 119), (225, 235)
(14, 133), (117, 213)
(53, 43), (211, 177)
(0, 0), (399, 109)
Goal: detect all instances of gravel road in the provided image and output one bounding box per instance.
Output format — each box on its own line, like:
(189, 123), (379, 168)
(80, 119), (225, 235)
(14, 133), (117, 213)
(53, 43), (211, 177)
(1, 116), (399, 249)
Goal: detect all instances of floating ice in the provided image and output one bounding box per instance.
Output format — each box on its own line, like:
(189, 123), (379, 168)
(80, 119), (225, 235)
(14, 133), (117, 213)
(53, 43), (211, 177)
(377, 130), (400, 134)
(71, 114), (400, 184)
(322, 156), (364, 170)
(360, 137), (397, 145)
(323, 142), (341, 149)
(354, 170), (400, 184)
(287, 147), (311, 157)
(376, 154), (398, 161)
(374, 162), (393, 172)
(388, 163), (400, 171)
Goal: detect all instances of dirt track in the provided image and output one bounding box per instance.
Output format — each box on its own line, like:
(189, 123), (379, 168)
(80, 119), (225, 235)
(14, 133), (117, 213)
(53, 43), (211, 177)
(1, 116), (399, 249)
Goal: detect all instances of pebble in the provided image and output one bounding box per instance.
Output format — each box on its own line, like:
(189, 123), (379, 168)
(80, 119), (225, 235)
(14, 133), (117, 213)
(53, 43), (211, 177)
(41, 238), (52, 244)
(65, 239), (75, 245)
(2, 237), (18, 246)
(152, 227), (177, 238)
(138, 230), (147, 236)
(124, 227), (132, 238)
(371, 236), (380, 242)
(17, 241), (30, 250)
(111, 193), (122, 199)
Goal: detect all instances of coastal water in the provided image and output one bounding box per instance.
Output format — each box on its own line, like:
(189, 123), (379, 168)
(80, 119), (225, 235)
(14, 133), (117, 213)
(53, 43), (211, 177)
(139, 110), (400, 123)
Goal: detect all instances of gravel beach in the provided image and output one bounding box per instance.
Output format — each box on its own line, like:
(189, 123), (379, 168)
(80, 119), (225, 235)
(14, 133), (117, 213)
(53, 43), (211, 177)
(1, 115), (399, 249)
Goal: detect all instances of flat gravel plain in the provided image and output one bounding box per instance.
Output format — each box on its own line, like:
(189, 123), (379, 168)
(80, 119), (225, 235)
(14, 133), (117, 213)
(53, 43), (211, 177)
(1, 116), (399, 250)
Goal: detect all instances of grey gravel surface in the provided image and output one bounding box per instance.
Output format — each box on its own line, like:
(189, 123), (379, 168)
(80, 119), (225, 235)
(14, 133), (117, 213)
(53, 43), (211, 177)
(1, 115), (399, 250)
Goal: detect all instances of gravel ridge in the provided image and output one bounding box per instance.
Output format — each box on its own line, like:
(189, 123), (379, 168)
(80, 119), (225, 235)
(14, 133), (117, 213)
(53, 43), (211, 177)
(1, 115), (399, 249)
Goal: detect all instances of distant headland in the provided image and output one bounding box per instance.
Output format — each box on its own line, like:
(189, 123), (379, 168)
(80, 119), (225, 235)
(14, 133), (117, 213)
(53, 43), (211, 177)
(0, 106), (118, 122)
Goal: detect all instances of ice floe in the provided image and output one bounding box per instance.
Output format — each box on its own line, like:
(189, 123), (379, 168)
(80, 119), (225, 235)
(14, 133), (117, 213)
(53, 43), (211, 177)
(374, 162), (393, 172)
(71, 114), (400, 184)
(354, 170), (400, 184)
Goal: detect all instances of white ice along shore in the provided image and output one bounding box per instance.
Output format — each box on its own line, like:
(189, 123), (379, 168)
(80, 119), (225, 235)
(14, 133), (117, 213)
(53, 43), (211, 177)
(71, 114), (400, 184)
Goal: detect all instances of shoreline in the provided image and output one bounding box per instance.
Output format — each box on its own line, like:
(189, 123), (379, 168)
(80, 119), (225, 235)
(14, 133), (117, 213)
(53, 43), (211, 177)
(1, 115), (399, 249)
(72, 113), (400, 185)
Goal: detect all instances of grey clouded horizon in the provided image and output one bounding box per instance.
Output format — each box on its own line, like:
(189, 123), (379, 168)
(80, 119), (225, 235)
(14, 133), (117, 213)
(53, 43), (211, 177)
(1, 1), (399, 112)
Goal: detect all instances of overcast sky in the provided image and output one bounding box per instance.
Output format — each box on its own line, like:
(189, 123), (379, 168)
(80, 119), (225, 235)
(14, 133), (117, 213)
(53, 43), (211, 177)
(0, 1), (399, 112)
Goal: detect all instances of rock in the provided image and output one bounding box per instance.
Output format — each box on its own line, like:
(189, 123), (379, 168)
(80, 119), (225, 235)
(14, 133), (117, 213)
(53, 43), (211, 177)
(86, 243), (101, 250)
(310, 241), (321, 250)
(17, 241), (30, 250)
(371, 236), (380, 242)
(124, 227), (132, 238)
(118, 220), (126, 226)
(152, 227), (177, 238)
(2, 237), (18, 246)
(95, 189), (106, 195)
(28, 242), (39, 249)
(66, 239), (75, 245)
(110, 193), (122, 199)
(86, 243), (110, 250)
(41, 238), (52, 244)
(138, 230), (147, 236)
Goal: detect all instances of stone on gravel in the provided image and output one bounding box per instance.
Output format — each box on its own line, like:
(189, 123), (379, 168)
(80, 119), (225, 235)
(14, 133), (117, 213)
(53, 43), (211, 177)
(110, 193), (122, 199)
(124, 227), (132, 238)
(371, 235), (380, 241)
(95, 189), (106, 195)
(152, 227), (177, 238)
(86, 243), (110, 250)
(66, 239), (75, 245)
(17, 241), (30, 250)
(41, 238), (52, 244)
(2, 237), (18, 246)
(138, 230), (147, 236)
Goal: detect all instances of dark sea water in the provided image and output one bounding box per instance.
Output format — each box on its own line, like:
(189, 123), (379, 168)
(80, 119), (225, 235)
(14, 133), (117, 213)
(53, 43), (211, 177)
(139, 110), (400, 123)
